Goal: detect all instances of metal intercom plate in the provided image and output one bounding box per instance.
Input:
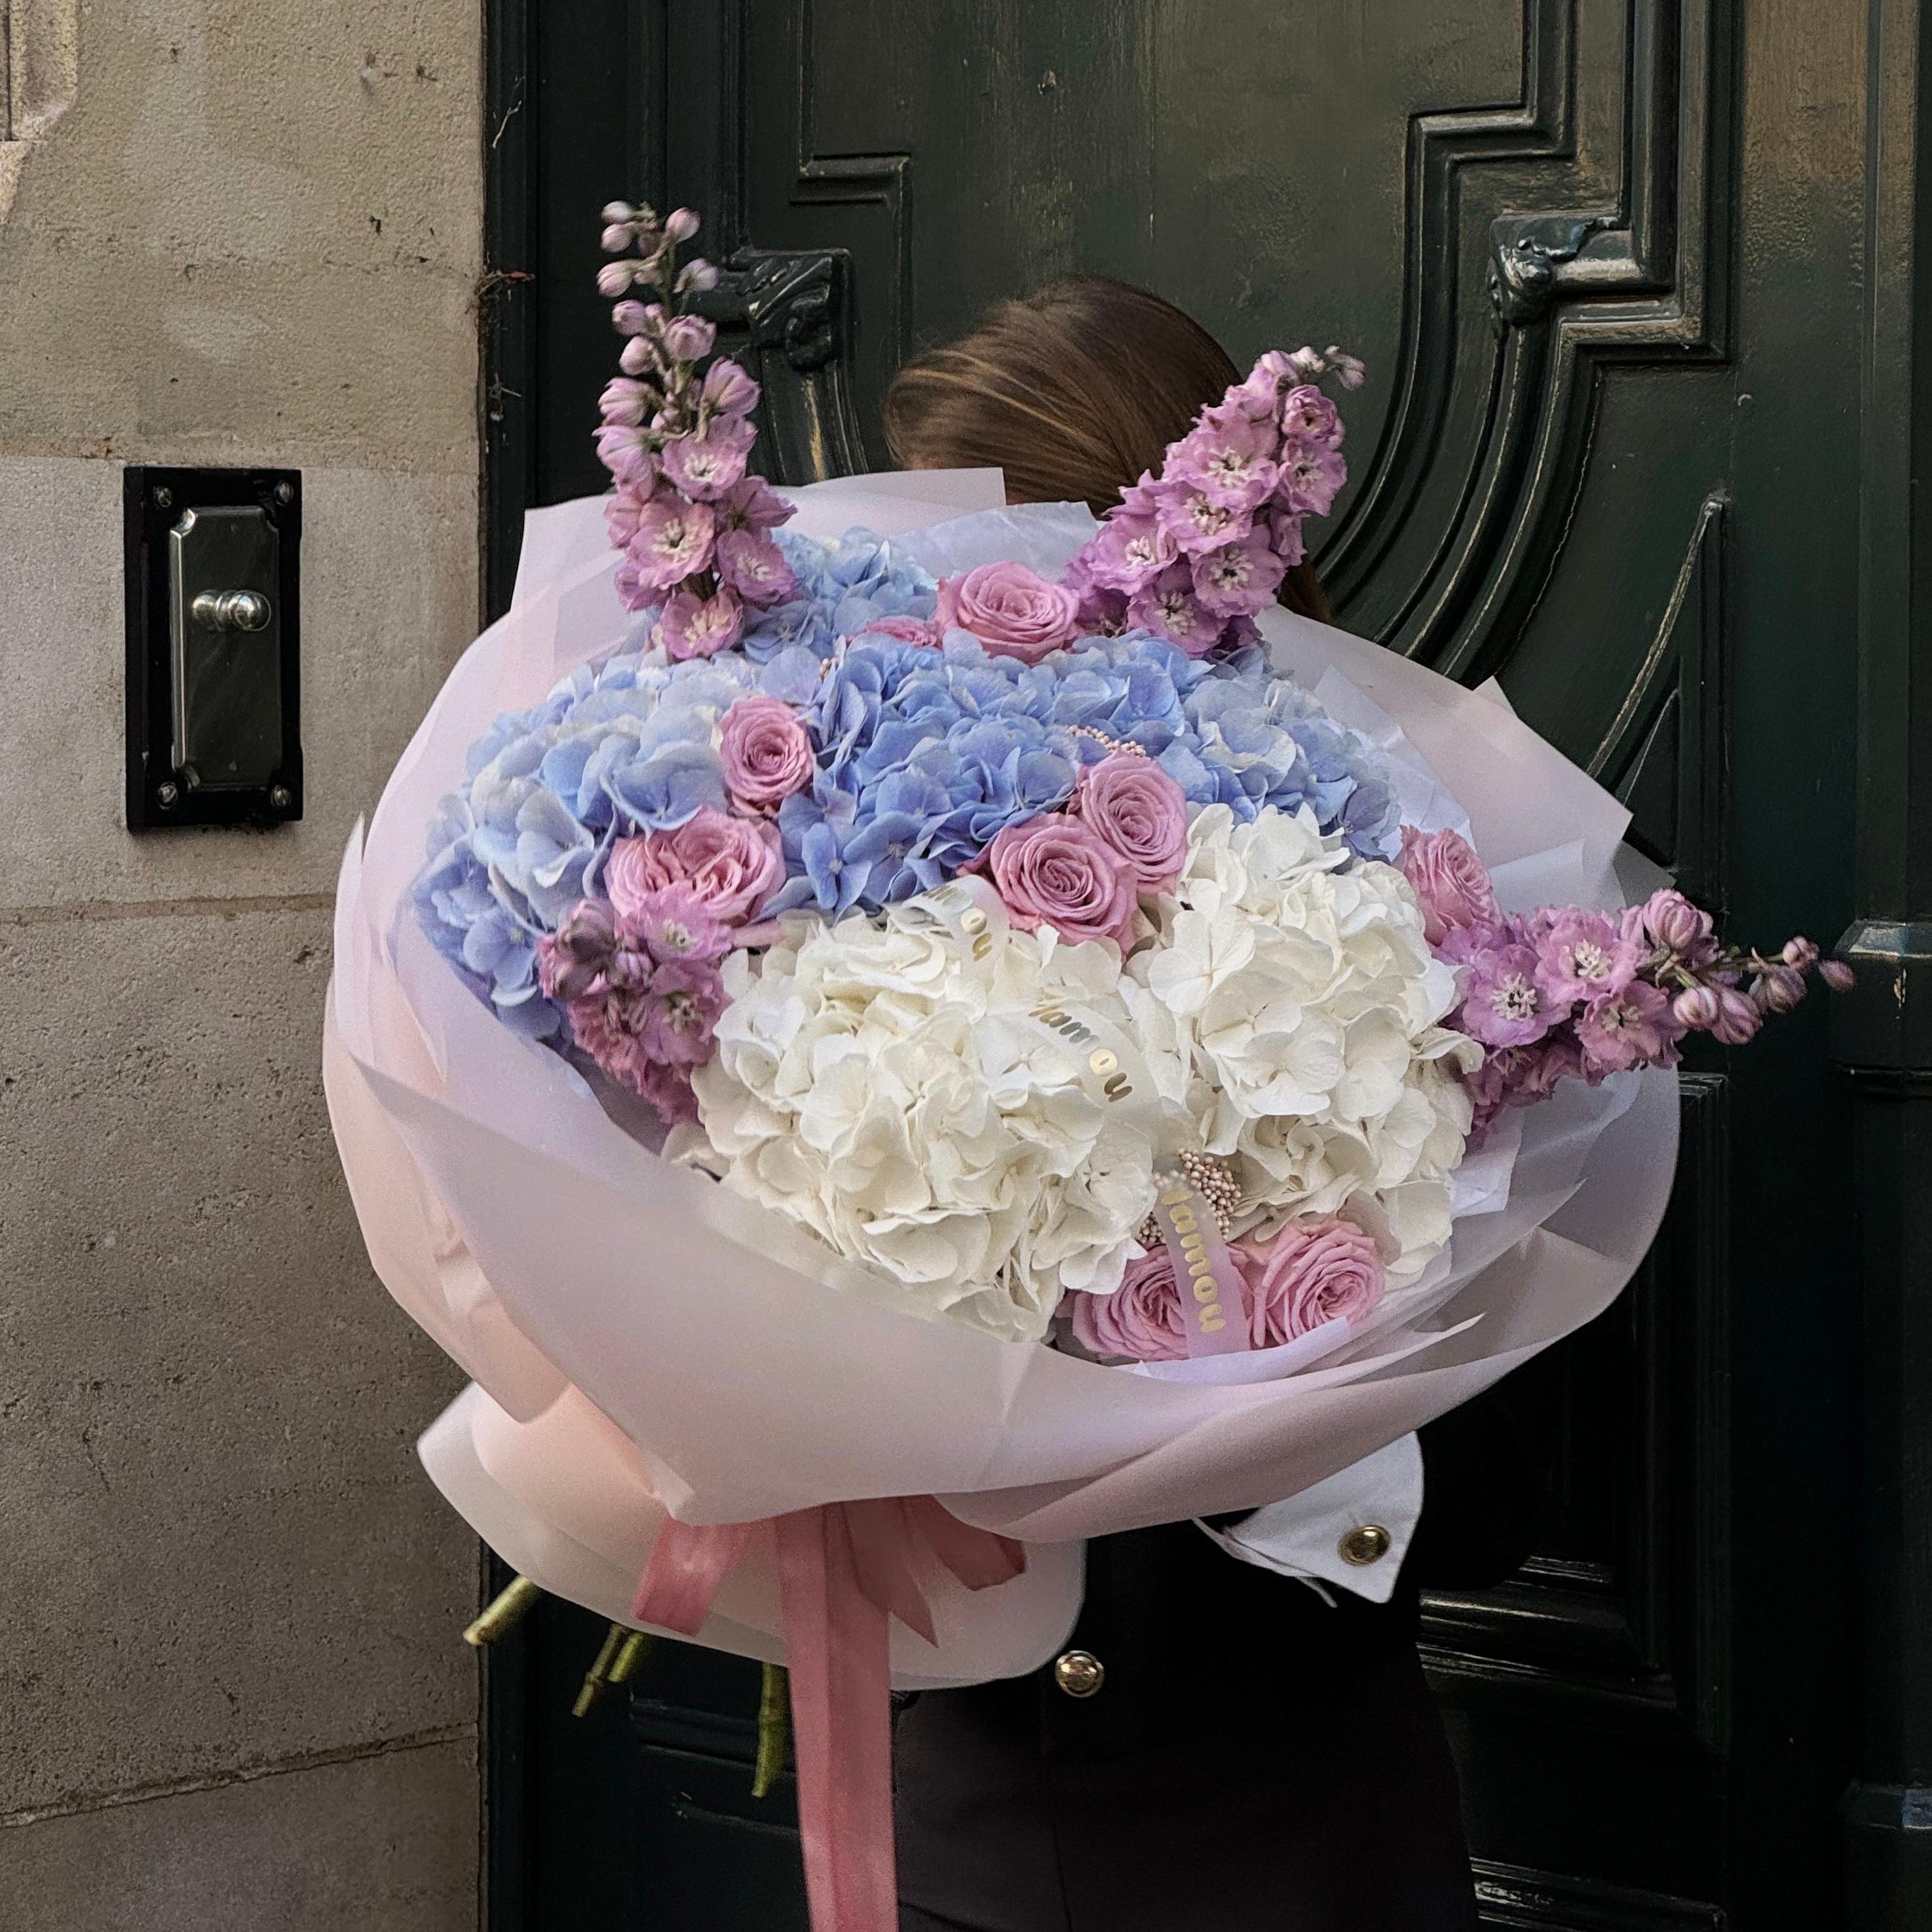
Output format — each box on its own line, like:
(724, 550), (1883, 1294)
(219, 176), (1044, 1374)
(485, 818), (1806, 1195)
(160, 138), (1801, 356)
(124, 466), (302, 829)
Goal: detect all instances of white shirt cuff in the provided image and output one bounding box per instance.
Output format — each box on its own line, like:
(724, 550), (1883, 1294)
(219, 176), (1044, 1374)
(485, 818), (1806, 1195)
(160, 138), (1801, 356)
(1195, 1433), (1424, 1606)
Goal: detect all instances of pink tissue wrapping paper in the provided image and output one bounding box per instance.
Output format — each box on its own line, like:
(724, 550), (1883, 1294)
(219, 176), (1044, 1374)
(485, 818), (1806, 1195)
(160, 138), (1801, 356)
(323, 474), (1676, 1689)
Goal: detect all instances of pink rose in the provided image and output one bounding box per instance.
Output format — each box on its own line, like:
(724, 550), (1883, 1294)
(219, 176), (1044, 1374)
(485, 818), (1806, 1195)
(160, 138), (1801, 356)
(1069, 752), (1189, 893)
(719, 696), (814, 812)
(1238, 1217), (1385, 1342)
(1070, 1249), (1192, 1362)
(1071, 1215), (1385, 1362)
(972, 813), (1137, 949)
(1397, 825), (1500, 946)
(936, 561), (1082, 663)
(605, 806), (783, 926)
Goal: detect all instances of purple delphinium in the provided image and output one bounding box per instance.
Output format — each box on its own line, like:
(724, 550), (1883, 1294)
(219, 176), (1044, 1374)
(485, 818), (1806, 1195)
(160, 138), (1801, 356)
(591, 203), (797, 656)
(1445, 926), (1553, 1050)
(1534, 909), (1638, 1007)
(1063, 345), (1364, 655)
(535, 885), (731, 1126)
(1574, 980), (1678, 1073)
(1405, 829), (1855, 1134)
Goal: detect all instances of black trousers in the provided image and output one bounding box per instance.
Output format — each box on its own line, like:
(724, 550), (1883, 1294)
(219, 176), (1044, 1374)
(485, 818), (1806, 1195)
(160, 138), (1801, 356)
(894, 1367), (1564, 1931)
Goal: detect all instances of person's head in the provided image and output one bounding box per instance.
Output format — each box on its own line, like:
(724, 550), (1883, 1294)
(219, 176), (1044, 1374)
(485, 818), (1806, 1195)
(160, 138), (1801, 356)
(884, 273), (1333, 622)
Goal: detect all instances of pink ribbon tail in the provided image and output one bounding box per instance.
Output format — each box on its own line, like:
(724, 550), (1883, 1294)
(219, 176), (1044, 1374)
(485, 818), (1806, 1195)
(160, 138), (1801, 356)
(630, 1516), (755, 1633)
(776, 1507), (899, 1931)
(627, 1499), (1027, 1932)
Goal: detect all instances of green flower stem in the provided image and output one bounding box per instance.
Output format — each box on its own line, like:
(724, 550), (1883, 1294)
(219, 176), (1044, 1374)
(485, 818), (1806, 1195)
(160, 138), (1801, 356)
(463, 1574), (540, 1647)
(571, 1623), (630, 1718)
(751, 1662), (791, 1798)
(609, 1630), (657, 1685)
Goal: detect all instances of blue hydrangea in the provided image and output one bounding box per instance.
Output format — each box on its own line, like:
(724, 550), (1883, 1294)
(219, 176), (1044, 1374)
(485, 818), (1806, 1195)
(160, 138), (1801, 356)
(764, 628), (1398, 919)
(738, 528), (939, 662)
(416, 534), (1400, 1021)
(415, 646), (788, 1025)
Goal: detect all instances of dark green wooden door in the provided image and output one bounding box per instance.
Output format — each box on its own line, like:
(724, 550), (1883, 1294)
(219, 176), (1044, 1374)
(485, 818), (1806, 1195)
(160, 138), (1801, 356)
(481, 5), (1931, 1927)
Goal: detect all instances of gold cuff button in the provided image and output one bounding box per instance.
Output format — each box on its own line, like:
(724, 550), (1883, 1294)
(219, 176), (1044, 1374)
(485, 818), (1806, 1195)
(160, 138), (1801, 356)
(1053, 1649), (1105, 1698)
(1339, 1523), (1392, 1566)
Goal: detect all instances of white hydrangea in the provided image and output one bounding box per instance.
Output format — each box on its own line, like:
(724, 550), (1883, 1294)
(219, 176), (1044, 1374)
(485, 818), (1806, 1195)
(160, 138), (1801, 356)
(691, 906), (1160, 1342)
(1125, 804), (1478, 1283)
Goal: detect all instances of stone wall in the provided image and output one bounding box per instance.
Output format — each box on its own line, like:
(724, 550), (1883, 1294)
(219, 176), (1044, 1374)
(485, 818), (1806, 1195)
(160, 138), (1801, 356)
(0, 2), (483, 1925)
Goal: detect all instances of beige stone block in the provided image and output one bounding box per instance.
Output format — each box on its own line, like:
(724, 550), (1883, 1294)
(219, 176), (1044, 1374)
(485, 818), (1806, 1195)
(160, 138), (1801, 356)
(0, 1740), (477, 1931)
(0, 905), (477, 1815)
(0, 0), (482, 472)
(0, 455), (478, 911)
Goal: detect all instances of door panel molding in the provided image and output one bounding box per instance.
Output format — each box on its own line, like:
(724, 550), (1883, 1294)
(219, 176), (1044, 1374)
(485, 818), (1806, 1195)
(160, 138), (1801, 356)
(1422, 480), (1733, 1751)
(1589, 491), (1730, 911)
(1474, 1858), (1726, 1931)
(792, 0), (910, 366)
(1423, 1073), (1732, 1750)
(1325, 2), (1735, 688)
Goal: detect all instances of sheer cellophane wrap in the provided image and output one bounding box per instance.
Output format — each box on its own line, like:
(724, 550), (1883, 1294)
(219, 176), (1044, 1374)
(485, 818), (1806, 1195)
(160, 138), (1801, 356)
(324, 469), (1677, 1689)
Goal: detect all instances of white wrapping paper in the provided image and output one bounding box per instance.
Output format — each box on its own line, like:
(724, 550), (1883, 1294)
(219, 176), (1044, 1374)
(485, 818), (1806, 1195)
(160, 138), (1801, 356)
(325, 474), (1678, 1687)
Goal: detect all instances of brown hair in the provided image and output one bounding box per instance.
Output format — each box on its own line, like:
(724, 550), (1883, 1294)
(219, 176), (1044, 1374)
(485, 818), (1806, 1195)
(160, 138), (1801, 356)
(884, 274), (1333, 622)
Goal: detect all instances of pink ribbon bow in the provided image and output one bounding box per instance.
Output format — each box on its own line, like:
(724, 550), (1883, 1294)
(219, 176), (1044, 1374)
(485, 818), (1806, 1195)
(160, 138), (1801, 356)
(632, 1498), (1027, 1931)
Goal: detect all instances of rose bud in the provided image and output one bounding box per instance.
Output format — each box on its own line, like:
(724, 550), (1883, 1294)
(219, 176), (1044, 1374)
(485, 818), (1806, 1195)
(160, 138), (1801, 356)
(1396, 825), (1499, 946)
(719, 698), (814, 813)
(1070, 752), (1190, 894)
(1819, 959), (1857, 992)
(1672, 985), (1722, 1030)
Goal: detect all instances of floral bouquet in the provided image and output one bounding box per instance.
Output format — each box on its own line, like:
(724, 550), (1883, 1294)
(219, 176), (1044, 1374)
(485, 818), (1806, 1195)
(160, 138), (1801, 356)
(326, 206), (1844, 1931)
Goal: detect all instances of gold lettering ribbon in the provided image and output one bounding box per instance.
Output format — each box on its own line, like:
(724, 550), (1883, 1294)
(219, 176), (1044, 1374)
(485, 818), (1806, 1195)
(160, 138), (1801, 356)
(906, 878), (1253, 1359)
